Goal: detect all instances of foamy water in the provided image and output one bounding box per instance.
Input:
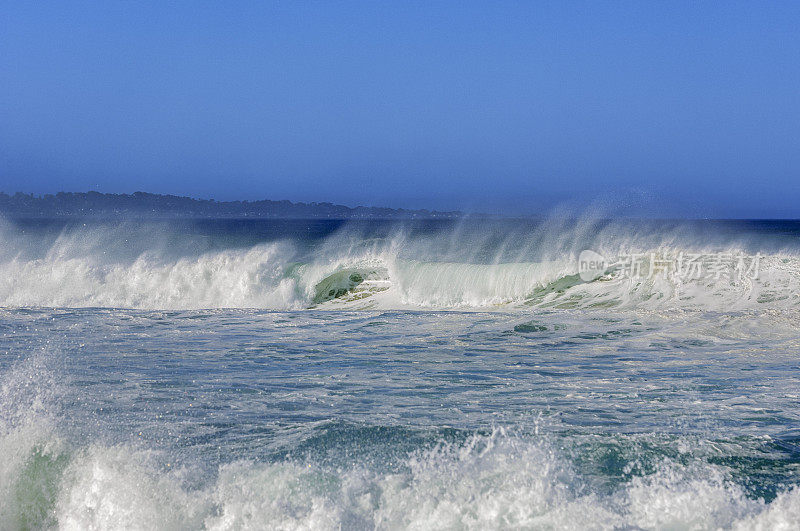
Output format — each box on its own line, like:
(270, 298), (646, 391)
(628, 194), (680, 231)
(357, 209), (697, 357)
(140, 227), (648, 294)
(1, 218), (798, 529)
(1, 217), (799, 311)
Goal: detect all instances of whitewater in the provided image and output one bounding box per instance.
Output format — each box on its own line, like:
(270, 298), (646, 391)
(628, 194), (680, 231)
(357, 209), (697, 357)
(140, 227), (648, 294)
(1, 216), (799, 529)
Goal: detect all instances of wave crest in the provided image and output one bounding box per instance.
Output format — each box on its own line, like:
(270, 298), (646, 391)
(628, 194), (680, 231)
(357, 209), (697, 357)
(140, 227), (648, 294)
(2, 219), (800, 310)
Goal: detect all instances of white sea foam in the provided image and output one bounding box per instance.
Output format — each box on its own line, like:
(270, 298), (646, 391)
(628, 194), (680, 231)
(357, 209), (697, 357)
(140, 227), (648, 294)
(2, 422), (797, 530)
(1, 218), (799, 310)
(0, 313), (797, 529)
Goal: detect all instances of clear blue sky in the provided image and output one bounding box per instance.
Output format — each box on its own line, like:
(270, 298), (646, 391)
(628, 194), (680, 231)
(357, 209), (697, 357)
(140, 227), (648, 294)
(1, 1), (799, 217)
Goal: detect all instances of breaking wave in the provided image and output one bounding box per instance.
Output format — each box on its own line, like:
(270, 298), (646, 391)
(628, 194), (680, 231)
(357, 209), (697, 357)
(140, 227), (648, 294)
(1, 217), (799, 311)
(3, 403), (798, 530)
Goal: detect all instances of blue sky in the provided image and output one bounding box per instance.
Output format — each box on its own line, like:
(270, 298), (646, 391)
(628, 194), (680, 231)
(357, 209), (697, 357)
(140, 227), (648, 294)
(1, 1), (799, 217)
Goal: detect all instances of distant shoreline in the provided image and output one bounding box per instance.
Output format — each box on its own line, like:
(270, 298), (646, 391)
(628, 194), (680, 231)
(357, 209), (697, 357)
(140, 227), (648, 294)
(0, 191), (463, 219)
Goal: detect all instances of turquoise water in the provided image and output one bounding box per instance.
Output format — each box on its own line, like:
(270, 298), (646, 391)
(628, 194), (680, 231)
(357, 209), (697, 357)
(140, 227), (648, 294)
(1, 218), (799, 528)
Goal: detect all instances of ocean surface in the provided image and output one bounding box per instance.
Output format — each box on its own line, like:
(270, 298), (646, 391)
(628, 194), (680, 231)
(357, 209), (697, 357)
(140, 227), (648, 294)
(1, 216), (799, 529)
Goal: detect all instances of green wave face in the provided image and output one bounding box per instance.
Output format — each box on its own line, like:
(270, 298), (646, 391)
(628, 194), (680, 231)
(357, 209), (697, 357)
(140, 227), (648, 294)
(312, 267), (390, 305)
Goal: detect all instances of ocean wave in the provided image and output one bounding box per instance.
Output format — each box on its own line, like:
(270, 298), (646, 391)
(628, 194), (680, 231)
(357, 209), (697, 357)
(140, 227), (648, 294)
(3, 422), (798, 530)
(1, 323), (798, 530)
(1, 218), (800, 311)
